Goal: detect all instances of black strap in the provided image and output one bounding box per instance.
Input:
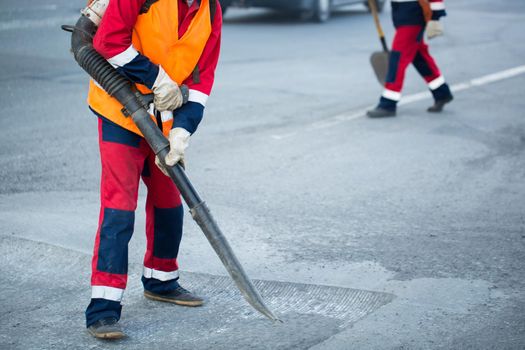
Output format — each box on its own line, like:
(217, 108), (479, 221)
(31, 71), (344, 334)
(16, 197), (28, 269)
(209, 0), (217, 23)
(192, 65), (201, 84)
(155, 110), (163, 129)
(140, 0), (159, 14)
(196, 0), (217, 23)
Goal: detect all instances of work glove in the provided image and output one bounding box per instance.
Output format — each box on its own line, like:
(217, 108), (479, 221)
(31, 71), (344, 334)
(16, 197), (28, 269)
(152, 66), (183, 112)
(155, 128), (191, 176)
(426, 20), (444, 40)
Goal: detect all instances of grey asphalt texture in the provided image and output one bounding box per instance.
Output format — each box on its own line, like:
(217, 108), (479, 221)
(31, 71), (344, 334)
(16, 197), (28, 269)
(1, 0), (524, 349)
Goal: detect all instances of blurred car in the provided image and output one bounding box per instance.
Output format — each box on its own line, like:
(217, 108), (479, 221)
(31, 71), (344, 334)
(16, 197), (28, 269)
(219, 0), (385, 22)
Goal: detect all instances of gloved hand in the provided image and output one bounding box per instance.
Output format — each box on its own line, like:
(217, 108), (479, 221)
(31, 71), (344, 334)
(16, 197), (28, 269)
(426, 20), (444, 40)
(152, 66), (183, 112)
(155, 128), (191, 176)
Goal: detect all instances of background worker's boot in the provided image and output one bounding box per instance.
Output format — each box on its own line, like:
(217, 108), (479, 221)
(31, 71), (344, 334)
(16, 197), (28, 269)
(428, 83), (454, 113)
(87, 317), (125, 340)
(368, 95), (398, 118)
(144, 285), (204, 307)
(427, 95), (453, 113)
(367, 106), (397, 118)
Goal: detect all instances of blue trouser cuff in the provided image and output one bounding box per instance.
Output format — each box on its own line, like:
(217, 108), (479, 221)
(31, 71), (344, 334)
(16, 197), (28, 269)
(85, 299), (122, 328)
(142, 276), (180, 294)
(431, 83), (453, 101)
(378, 96), (398, 111)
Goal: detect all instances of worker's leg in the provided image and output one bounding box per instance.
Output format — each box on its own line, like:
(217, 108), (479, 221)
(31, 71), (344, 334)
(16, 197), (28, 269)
(412, 40), (453, 105)
(378, 25), (424, 110)
(141, 153), (183, 294)
(86, 116), (148, 328)
(140, 153), (204, 306)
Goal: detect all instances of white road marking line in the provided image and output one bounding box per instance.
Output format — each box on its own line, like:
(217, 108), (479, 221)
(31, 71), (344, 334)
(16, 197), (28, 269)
(470, 65), (525, 86)
(270, 64), (525, 140)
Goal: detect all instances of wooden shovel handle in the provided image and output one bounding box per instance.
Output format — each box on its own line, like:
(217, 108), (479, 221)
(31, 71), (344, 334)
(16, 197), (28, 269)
(367, 0), (388, 52)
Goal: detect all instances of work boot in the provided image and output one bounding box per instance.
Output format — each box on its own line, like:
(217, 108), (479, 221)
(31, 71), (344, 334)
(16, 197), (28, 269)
(87, 317), (125, 340)
(367, 107), (396, 118)
(427, 95), (453, 113)
(144, 285), (204, 307)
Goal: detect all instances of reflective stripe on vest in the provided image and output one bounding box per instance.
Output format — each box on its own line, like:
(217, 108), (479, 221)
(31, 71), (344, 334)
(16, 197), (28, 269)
(88, 0), (213, 137)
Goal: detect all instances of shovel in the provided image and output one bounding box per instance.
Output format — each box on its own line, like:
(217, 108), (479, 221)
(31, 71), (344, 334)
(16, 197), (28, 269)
(367, 0), (389, 85)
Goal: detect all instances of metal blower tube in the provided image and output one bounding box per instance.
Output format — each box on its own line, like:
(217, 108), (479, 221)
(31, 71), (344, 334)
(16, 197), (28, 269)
(67, 7), (278, 322)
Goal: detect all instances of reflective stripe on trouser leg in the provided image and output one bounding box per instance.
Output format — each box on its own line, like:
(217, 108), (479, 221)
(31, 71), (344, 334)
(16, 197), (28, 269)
(378, 91), (401, 111)
(86, 117), (149, 327)
(141, 151), (184, 293)
(86, 285), (126, 327)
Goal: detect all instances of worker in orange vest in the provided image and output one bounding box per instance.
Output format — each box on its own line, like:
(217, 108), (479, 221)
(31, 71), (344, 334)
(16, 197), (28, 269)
(84, 0), (222, 339)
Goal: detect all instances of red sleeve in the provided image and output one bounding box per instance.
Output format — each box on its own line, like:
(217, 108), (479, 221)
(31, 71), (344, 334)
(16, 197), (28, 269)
(93, 0), (146, 59)
(184, 1), (222, 99)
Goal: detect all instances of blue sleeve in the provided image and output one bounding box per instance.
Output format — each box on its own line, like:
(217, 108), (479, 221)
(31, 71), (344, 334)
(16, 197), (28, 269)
(115, 54), (159, 89)
(172, 102), (204, 134)
(432, 10), (447, 20)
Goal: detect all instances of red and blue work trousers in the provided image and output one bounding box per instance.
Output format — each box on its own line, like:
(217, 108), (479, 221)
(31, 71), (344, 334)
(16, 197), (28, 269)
(86, 114), (183, 327)
(378, 25), (452, 110)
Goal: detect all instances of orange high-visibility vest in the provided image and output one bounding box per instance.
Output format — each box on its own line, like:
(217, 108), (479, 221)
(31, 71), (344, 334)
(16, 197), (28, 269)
(88, 0), (212, 136)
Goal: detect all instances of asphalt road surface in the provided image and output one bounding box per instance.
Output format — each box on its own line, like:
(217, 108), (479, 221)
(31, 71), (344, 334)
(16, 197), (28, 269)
(0, 0), (524, 349)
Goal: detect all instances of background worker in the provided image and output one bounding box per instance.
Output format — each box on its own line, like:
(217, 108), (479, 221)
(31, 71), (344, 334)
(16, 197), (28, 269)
(83, 0), (222, 339)
(367, 0), (453, 118)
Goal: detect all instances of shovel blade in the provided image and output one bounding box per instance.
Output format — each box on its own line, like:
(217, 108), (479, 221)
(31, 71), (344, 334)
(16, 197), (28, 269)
(370, 51), (389, 86)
